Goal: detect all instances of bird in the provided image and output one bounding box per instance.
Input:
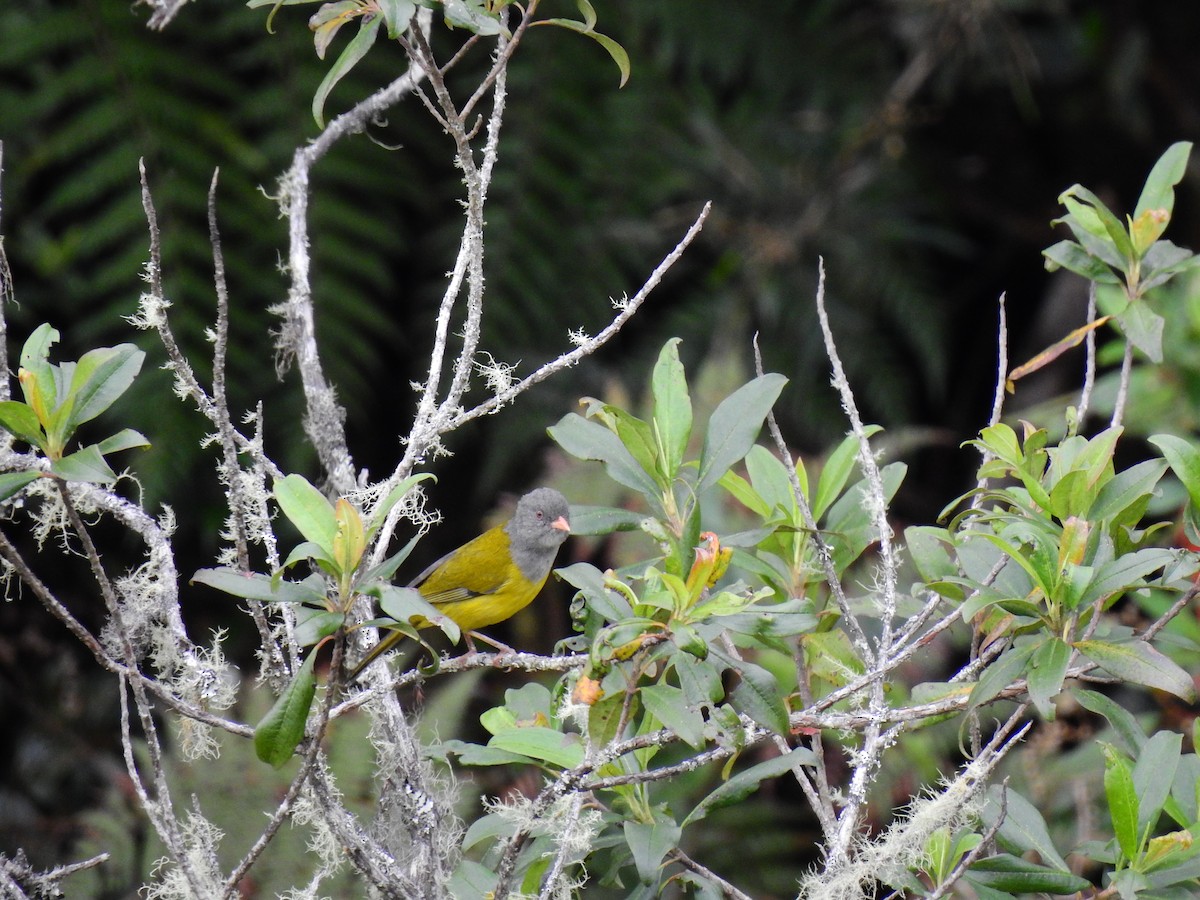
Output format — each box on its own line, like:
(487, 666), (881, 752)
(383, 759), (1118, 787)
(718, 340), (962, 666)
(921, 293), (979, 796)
(347, 487), (571, 681)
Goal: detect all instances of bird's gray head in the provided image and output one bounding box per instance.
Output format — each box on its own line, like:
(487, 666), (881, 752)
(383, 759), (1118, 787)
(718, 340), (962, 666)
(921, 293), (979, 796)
(506, 487), (571, 577)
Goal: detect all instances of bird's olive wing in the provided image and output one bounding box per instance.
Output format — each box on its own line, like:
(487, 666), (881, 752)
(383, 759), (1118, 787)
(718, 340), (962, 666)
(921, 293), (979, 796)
(412, 526), (513, 606)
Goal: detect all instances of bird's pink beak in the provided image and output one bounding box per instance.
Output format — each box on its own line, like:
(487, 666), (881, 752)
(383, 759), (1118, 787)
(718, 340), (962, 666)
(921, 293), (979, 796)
(552, 516), (571, 533)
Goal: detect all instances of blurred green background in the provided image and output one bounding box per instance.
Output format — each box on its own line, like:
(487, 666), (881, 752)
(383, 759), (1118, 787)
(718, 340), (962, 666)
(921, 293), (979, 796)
(1, 1), (1199, 895)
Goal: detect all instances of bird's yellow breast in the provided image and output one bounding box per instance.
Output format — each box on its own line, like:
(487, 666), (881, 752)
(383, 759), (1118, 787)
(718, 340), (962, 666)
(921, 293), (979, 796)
(415, 526), (548, 632)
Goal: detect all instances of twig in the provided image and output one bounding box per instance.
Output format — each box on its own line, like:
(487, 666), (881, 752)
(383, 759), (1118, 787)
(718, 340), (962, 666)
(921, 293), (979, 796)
(272, 8), (434, 495)
(813, 257), (898, 655)
(0, 141), (11, 403)
(1110, 338), (1134, 429)
(1077, 280), (1098, 425)
(59, 482), (205, 895)
(753, 332), (868, 654)
(667, 848), (754, 900)
(988, 292), (1009, 429)
(221, 635), (346, 897)
(137, 162), (283, 482)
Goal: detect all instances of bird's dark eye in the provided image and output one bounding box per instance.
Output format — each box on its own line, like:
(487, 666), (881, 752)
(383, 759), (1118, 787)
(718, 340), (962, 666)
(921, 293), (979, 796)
(536, 511), (544, 519)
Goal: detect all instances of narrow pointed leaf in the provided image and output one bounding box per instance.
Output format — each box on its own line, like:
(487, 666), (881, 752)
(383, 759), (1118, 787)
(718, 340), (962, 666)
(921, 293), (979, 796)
(274, 474), (338, 555)
(624, 820), (681, 884)
(1132, 731), (1182, 835)
(488, 726), (584, 769)
(51, 445), (117, 484)
(1074, 688), (1147, 756)
(0, 401), (45, 448)
(96, 428), (150, 455)
(1102, 742), (1139, 860)
(1075, 639), (1197, 701)
(982, 786), (1071, 873)
(67, 344), (144, 429)
(683, 747), (817, 827)
(814, 427), (881, 520)
(254, 652), (318, 767)
(1149, 433), (1200, 511)
(651, 338), (692, 482)
(0, 472), (40, 503)
(192, 567), (328, 605)
(1134, 142), (1192, 219)
(549, 413), (659, 496)
(1026, 637), (1071, 720)
(1006, 317), (1112, 388)
(312, 12), (381, 127)
(967, 854), (1090, 893)
(697, 374), (787, 494)
(727, 659), (789, 735)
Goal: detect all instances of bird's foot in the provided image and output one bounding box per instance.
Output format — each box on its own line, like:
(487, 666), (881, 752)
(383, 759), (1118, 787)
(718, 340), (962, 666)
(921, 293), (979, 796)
(465, 631), (518, 658)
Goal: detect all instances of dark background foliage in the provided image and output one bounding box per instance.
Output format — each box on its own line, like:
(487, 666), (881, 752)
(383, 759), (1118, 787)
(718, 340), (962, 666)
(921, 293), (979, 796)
(1, 0), (1198, 891)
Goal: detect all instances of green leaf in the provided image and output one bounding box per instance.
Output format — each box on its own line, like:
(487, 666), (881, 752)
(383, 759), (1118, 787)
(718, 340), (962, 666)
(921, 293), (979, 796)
(274, 474), (338, 556)
(744, 444), (801, 520)
(1042, 239), (1122, 283)
(549, 413), (659, 497)
(967, 854), (1090, 893)
(64, 344), (144, 431)
(0, 401), (45, 448)
(1081, 548), (1173, 607)
(683, 747), (817, 827)
(377, 0), (416, 37)
(1026, 637), (1071, 720)
(442, 0), (502, 35)
(565, 504), (645, 536)
(448, 859), (498, 899)
(982, 785), (1071, 873)
(1140, 239), (1200, 291)
(650, 338), (692, 483)
(904, 525), (958, 585)
(696, 373), (787, 494)
(604, 406), (661, 489)
(727, 659), (789, 735)
(442, 739), (530, 767)
(0, 471), (41, 503)
(968, 642), (1037, 717)
(294, 606), (345, 646)
(95, 428), (150, 456)
(1061, 185), (1135, 263)
(814, 427), (881, 520)
(1149, 434), (1200, 511)
(640, 683), (706, 750)
(51, 445), (117, 484)
(488, 726), (584, 769)
(673, 651), (724, 707)
(1132, 731), (1182, 835)
(378, 584), (461, 644)
(279, 540), (337, 576)
(254, 651), (318, 767)
(1074, 688), (1147, 756)
(360, 532), (422, 587)
(623, 820), (681, 884)
(1118, 300), (1165, 363)
(1134, 142), (1192, 220)
(18, 325), (59, 423)
(1075, 639), (1197, 702)
(312, 12), (381, 127)
(539, 3), (630, 88)
(556, 561), (633, 623)
(1102, 742), (1140, 860)
(192, 567), (328, 605)
(585, 692), (625, 748)
(1090, 459), (1168, 526)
